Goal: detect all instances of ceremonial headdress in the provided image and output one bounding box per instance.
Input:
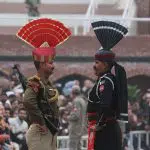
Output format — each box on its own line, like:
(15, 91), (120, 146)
(17, 18), (71, 62)
(91, 21), (128, 61)
(92, 20), (128, 123)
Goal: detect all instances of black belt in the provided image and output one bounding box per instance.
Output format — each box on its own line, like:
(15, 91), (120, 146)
(88, 113), (116, 123)
(88, 115), (97, 121)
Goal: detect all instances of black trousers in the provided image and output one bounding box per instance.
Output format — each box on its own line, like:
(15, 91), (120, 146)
(94, 121), (122, 150)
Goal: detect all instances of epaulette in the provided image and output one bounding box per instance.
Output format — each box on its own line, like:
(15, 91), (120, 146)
(98, 73), (115, 91)
(28, 75), (40, 82)
(27, 75), (41, 93)
(103, 73), (115, 90)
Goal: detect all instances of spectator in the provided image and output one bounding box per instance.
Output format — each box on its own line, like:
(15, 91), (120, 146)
(1, 64), (150, 149)
(5, 91), (16, 109)
(58, 110), (69, 136)
(8, 108), (28, 150)
(68, 85), (87, 150)
(4, 108), (11, 123)
(58, 95), (67, 107)
(82, 79), (93, 97)
(0, 116), (18, 150)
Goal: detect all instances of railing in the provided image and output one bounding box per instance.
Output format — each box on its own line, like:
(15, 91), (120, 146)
(0, 0), (91, 4)
(128, 131), (150, 150)
(57, 131), (150, 150)
(0, 13), (120, 35)
(0, 0), (116, 4)
(0, 0), (150, 35)
(57, 135), (88, 150)
(1, 14), (150, 35)
(121, 0), (136, 27)
(83, 0), (96, 35)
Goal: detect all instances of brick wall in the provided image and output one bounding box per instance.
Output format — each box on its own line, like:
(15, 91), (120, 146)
(0, 35), (150, 81)
(0, 62), (150, 82)
(0, 35), (150, 57)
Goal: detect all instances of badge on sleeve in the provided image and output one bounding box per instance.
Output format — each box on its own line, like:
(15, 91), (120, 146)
(28, 81), (40, 93)
(99, 85), (104, 92)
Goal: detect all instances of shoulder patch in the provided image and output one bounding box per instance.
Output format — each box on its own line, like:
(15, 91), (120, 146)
(27, 75), (41, 93)
(28, 81), (40, 93)
(99, 84), (105, 92)
(28, 75), (40, 82)
(103, 75), (114, 90)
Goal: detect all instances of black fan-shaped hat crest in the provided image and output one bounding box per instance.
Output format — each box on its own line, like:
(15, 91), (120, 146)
(91, 21), (128, 50)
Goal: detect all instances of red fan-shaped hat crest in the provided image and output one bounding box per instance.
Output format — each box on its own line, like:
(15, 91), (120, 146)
(17, 18), (71, 48)
(16, 18), (71, 62)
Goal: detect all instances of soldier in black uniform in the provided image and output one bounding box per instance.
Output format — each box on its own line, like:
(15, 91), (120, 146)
(87, 21), (128, 150)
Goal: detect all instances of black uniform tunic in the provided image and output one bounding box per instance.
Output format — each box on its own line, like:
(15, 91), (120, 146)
(87, 72), (122, 150)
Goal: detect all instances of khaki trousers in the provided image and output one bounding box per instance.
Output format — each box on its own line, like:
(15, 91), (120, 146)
(26, 124), (57, 150)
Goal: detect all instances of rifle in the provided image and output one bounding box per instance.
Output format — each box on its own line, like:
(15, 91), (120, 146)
(12, 64), (27, 91)
(37, 84), (59, 135)
(12, 64), (59, 134)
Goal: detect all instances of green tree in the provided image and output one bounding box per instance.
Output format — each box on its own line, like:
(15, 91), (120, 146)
(128, 84), (141, 104)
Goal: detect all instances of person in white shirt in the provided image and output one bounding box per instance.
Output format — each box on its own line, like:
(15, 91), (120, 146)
(8, 108), (28, 150)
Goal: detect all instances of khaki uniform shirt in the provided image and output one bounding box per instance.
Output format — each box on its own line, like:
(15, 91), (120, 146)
(23, 75), (59, 126)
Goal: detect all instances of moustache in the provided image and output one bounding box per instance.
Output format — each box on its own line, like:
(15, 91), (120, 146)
(93, 66), (96, 70)
(51, 66), (54, 70)
(49, 68), (54, 73)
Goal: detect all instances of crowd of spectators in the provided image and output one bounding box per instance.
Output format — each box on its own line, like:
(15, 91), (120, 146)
(125, 89), (150, 150)
(0, 66), (94, 150)
(0, 66), (150, 150)
(57, 79), (93, 136)
(0, 68), (29, 150)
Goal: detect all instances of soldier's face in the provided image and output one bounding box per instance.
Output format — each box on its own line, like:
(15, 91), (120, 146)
(41, 62), (55, 76)
(93, 60), (107, 76)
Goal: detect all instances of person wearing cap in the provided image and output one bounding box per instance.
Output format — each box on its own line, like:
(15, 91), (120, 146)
(68, 85), (87, 150)
(87, 21), (128, 150)
(16, 18), (71, 150)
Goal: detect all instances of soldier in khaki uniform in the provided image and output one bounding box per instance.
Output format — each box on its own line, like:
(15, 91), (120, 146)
(16, 18), (71, 150)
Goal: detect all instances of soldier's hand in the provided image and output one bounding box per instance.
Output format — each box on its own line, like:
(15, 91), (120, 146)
(38, 125), (48, 134)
